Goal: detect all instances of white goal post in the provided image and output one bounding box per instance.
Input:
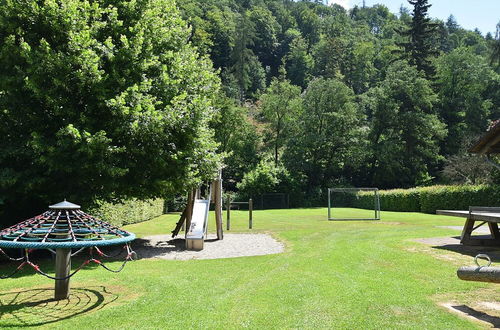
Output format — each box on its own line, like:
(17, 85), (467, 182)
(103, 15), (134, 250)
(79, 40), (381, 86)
(327, 188), (381, 221)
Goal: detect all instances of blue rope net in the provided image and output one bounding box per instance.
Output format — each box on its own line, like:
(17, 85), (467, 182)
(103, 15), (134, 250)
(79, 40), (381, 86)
(0, 204), (136, 279)
(0, 209), (135, 249)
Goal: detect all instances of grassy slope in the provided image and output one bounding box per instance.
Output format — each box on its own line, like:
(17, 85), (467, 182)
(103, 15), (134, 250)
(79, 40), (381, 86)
(0, 208), (494, 329)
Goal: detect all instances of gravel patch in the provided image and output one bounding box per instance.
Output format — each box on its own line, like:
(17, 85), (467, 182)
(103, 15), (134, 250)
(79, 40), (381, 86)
(132, 233), (285, 260)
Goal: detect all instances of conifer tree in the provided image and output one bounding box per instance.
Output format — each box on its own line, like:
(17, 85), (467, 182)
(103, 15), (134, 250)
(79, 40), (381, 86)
(395, 0), (438, 78)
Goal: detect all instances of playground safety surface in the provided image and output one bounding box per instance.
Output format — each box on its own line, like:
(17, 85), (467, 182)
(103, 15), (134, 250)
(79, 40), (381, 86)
(132, 233), (284, 260)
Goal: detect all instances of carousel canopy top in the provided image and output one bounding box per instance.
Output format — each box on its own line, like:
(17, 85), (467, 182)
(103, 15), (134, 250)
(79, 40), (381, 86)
(0, 200), (135, 249)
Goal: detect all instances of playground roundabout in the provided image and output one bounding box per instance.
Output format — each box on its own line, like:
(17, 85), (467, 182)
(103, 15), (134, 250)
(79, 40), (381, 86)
(133, 233), (285, 260)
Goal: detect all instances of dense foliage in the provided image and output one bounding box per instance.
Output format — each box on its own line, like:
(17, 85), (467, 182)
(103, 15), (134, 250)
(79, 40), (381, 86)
(0, 0), (221, 223)
(178, 0), (500, 204)
(1, 0), (499, 217)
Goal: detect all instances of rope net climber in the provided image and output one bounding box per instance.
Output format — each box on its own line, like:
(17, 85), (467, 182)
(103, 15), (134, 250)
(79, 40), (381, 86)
(0, 201), (135, 249)
(0, 200), (136, 298)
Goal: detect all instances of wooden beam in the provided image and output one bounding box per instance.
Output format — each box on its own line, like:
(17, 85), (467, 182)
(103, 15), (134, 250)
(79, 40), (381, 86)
(171, 208), (187, 238)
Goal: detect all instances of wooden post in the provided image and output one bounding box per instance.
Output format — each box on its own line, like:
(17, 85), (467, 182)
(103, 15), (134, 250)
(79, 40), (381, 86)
(214, 171), (223, 240)
(249, 198), (253, 229)
(226, 198), (231, 230)
(54, 248), (71, 300)
(185, 189), (195, 232)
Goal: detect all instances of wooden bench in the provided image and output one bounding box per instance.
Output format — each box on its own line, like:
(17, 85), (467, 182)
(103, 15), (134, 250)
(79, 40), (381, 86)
(436, 207), (500, 246)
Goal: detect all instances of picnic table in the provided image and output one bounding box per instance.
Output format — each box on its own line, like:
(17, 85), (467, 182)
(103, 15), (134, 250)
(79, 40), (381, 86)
(436, 207), (500, 246)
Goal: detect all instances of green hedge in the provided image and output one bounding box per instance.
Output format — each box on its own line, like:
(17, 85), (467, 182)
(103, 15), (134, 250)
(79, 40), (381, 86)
(90, 199), (164, 227)
(355, 185), (500, 214)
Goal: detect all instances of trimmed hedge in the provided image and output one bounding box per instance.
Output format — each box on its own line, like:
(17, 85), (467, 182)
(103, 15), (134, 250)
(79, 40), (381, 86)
(91, 199), (164, 227)
(355, 185), (500, 214)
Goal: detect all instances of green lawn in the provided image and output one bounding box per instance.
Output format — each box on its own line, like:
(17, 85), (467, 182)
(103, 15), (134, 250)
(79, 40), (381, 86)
(0, 208), (497, 329)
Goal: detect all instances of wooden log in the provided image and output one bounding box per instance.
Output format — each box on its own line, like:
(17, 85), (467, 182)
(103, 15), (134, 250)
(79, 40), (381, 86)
(54, 248), (71, 300)
(457, 266), (500, 283)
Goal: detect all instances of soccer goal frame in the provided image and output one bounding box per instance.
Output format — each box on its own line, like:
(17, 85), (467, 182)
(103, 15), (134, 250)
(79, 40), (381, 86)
(327, 188), (381, 221)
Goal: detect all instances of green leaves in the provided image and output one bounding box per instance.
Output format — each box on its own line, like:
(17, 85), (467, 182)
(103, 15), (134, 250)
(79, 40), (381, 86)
(0, 0), (221, 224)
(364, 61), (446, 188)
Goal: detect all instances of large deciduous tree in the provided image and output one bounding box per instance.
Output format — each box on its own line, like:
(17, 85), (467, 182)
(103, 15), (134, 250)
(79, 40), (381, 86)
(364, 61), (446, 188)
(435, 47), (497, 155)
(284, 78), (366, 194)
(259, 77), (302, 165)
(0, 0), (221, 223)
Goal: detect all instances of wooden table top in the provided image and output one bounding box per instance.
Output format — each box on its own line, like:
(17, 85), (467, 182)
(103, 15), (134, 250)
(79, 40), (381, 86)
(436, 210), (500, 223)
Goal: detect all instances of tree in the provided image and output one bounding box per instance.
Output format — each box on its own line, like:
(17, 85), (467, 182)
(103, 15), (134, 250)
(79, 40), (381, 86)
(211, 95), (261, 189)
(284, 78), (366, 194)
(363, 61), (446, 188)
(205, 6), (237, 70)
(0, 0), (221, 223)
(284, 34), (313, 88)
(248, 6), (281, 75)
(295, 6), (320, 49)
(441, 136), (493, 184)
(259, 77), (302, 165)
(446, 15), (460, 34)
(236, 158), (284, 199)
(394, 0), (438, 78)
(491, 22), (500, 72)
(230, 12), (265, 101)
(435, 47), (497, 155)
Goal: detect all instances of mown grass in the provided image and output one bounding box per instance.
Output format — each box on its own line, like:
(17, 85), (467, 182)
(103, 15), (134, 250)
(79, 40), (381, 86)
(0, 208), (498, 329)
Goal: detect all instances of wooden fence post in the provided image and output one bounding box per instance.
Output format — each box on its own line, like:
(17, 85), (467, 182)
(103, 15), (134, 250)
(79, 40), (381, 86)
(214, 171), (223, 240)
(226, 198), (231, 230)
(249, 198), (253, 229)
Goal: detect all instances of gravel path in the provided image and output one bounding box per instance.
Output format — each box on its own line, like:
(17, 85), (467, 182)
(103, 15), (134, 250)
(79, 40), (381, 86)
(132, 233), (284, 260)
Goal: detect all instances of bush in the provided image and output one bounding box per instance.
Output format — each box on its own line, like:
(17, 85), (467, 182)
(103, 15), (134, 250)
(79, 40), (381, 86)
(355, 185), (500, 214)
(237, 159), (281, 200)
(418, 185), (500, 213)
(91, 199), (164, 227)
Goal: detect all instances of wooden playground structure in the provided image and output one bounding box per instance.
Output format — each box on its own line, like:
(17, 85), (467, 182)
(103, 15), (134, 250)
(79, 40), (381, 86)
(171, 171), (223, 251)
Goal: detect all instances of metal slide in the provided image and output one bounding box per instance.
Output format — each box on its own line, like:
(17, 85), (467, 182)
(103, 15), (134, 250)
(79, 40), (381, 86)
(185, 198), (210, 250)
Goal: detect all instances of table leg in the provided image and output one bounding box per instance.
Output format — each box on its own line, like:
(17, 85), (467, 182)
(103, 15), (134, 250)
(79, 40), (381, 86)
(460, 218), (475, 245)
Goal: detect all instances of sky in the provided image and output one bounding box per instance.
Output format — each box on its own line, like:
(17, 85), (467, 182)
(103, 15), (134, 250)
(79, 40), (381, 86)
(328, 0), (499, 36)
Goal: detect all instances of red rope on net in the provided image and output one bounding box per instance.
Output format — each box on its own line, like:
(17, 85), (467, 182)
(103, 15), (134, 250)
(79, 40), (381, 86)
(0, 244), (136, 280)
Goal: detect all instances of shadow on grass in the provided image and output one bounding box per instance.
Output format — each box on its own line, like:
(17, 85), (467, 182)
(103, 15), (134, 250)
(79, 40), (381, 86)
(0, 246), (132, 280)
(448, 304), (500, 327)
(430, 235), (500, 262)
(0, 286), (118, 327)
